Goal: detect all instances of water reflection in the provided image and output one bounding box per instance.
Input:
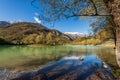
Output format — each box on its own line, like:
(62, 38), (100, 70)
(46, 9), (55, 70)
(0, 45), (116, 70)
(13, 55), (115, 80)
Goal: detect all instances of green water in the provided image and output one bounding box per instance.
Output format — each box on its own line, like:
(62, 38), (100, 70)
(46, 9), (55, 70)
(0, 45), (116, 70)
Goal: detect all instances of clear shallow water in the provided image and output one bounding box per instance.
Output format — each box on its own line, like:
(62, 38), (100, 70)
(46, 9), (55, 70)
(0, 45), (116, 70)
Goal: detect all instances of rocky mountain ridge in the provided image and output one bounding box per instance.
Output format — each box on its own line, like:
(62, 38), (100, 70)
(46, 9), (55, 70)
(0, 21), (10, 27)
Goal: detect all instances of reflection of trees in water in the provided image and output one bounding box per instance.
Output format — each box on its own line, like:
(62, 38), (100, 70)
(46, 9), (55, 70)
(95, 48), (117, 66)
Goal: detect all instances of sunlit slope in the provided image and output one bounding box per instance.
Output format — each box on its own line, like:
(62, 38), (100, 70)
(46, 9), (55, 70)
(0, 22), (71, 45)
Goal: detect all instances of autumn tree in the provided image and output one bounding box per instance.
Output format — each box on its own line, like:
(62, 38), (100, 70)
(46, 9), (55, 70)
(90, 16), (116, 45)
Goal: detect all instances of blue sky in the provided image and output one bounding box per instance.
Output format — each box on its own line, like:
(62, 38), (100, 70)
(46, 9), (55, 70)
(0, 0), (91, 34)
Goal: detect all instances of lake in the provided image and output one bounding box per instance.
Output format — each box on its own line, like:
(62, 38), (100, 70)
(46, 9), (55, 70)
(0, 45), (116, 70)
(0, 45), (117, 80)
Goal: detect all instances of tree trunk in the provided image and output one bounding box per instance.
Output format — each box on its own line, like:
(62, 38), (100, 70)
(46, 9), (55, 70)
(116, 26), (120, 67)
(106, 0), (120, 67)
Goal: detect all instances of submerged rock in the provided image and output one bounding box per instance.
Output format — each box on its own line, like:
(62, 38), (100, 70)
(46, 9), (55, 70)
(102, 62), (108, 69)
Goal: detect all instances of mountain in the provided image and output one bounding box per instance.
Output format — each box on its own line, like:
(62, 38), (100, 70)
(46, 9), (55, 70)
(0, 22), (71, 45)
(0, 21), (10, 27)
(64, 32), (84, 40)
(71, 25), (115, 45)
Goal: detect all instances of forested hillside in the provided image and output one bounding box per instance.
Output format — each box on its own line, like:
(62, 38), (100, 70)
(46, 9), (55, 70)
(0, 22), (71, 45)
(71, 25), (115, 46)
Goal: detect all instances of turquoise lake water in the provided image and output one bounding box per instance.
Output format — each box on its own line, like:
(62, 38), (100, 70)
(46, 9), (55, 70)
(0, 45), (116, 71)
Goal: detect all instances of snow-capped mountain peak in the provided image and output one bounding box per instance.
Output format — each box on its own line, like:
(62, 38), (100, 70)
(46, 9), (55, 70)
(64, 32), (84, 35)
(64, 32), (84, 40)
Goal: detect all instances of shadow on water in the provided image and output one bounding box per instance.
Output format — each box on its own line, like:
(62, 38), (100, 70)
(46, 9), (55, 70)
(13, 55), (115, 80)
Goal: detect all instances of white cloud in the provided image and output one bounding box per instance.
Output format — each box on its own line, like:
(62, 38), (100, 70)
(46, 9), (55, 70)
(34, 16), (41, 24)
